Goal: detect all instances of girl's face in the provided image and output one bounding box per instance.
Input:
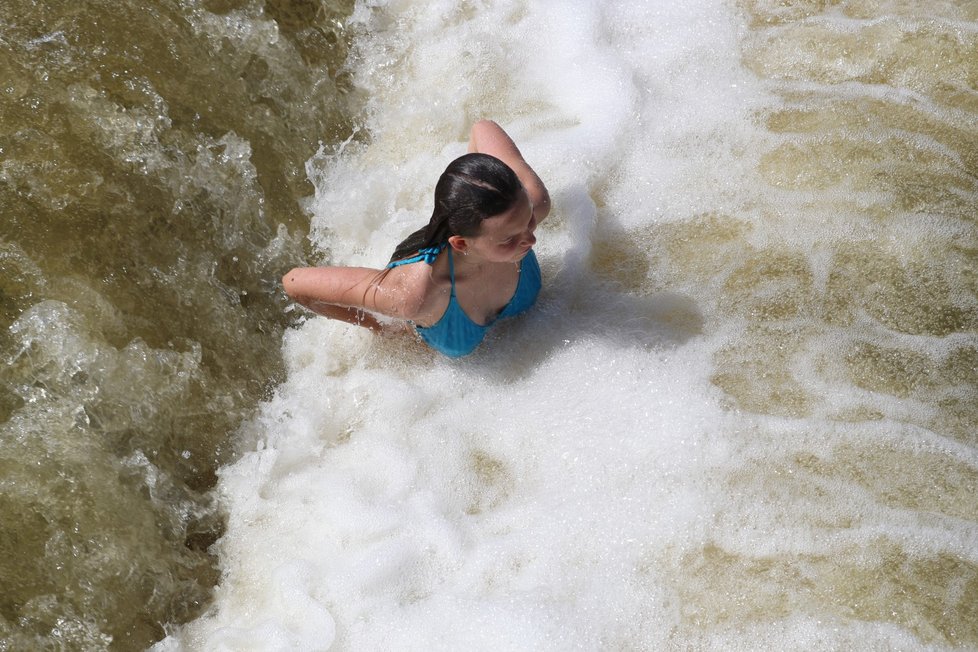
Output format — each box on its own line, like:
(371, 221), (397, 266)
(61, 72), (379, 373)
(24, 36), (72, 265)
(450, 190), (537, 263)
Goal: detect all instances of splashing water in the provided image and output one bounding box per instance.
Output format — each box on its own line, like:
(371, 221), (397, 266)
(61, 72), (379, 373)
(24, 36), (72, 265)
(1, 0), (355, 648)
(4, 0), (975, 650)
(159, 0), (978, 650)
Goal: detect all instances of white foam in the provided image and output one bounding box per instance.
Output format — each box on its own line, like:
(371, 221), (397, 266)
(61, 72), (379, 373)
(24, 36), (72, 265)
(165, 324), (731, 649)
(159, 0), (978, 649)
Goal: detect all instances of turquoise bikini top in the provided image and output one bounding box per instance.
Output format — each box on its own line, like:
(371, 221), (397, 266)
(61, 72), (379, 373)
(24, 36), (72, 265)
(387, 244), (541, 357)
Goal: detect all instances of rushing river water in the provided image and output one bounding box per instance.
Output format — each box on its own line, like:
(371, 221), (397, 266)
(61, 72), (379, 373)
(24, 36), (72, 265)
(1, 0), (355, 648)
(3, 0), (977, 650)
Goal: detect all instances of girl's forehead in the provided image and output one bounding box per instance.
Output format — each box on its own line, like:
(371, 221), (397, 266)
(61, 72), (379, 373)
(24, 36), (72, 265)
(481, 192), (532, 234)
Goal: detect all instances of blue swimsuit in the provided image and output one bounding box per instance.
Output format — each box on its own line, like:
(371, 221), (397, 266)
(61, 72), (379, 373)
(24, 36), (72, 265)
(387, 244), (541, 357)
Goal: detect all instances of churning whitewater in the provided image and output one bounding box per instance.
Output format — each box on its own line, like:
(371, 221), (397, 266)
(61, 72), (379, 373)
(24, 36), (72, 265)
(152, 0), (977, 650)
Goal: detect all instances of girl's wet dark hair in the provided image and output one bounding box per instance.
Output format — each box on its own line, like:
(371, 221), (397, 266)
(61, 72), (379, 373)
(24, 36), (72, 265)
(388, 153), (523, 264)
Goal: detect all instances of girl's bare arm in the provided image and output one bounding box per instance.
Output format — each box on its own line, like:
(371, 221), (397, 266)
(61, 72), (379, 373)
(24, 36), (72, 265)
(282, 265), (423, 330)
(468, 120), (551, 222)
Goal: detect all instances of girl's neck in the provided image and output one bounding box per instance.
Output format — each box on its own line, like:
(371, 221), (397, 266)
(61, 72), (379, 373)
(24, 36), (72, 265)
(448, 247), (516, 277)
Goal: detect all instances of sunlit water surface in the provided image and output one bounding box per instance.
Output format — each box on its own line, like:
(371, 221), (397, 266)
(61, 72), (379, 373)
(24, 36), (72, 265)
(162, 0), (977, 650)
(3, 0), (976, 650)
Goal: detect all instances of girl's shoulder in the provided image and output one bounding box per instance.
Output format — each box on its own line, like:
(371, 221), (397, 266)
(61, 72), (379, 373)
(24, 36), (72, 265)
(379, 254), (451, 322)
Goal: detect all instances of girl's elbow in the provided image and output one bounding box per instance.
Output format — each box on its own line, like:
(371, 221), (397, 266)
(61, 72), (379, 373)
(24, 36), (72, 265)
(530, 188), (551, 220)
(282, 268), (306, 299)
(472, 119), (499, 134)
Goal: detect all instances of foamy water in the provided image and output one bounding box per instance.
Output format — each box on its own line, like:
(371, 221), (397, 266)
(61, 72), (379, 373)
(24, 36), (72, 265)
(159, 0), (978, 649)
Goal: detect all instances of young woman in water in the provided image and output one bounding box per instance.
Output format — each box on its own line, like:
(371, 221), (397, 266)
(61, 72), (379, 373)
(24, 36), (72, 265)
(282, 120), (551, 357)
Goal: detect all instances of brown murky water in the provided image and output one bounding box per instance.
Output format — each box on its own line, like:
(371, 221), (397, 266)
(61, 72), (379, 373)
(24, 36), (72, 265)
(1, 0), (354, 648)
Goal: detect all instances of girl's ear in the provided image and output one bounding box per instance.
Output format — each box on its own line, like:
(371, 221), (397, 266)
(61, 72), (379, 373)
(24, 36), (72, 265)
(447, 235), (468, 253)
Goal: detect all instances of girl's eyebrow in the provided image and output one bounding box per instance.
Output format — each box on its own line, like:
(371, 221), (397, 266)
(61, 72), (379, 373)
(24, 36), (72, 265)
(499, 203), (535, 242)
(507, 212), (535, 240)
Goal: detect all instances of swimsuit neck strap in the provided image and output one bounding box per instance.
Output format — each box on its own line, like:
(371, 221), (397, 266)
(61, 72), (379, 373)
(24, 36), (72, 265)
(447, 246), (457, 297)
(387, 243), (444, 268)
(416, 244), (443, 265)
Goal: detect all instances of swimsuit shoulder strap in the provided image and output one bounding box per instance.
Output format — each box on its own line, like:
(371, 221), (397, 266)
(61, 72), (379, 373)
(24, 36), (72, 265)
(446, 247), (457, 297)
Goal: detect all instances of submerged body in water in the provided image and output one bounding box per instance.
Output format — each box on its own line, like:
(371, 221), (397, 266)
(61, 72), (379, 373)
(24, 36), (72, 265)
(282, 120), (550, 357)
